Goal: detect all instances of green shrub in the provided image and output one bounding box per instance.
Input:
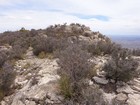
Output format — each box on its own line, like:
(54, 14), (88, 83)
(46, 53), (54, 59)
(23, 62), (31, 69)
(59, 75), (73, 99)
(88, 66), (98, 79)
(37, 51), (54, 59)
(38, 51), (46, 59)
(0, 89), (4, 101)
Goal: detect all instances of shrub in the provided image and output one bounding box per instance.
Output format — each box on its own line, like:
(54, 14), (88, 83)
(0, 61), (16, 101)
(87, 41), (119, 56)
(30, 29), (38, 37)
(103, 44), (138, 82)
(132, 49), (140, 56)
(82, 86), (107, 105)
(63, 85), (107, 105)
(87, 43), (101, 55)
(55, 37), (69, 51)
(0, 30), (30, 46)
(111, 46), (131, 61)
(97, 41), (112, 55)
(57, 44), (92, 102)
(0, 51), (8, 68)
(45, 53), (54, 59)
(104, 58), (139, 82)
(33, 37), (57, 56)
(23, 62), (31, 69)
(9, 45), (25, 60)
(59, 75), (73, 99)
(88, 66), (97, 79)
(0, 30), (30, 61)
(38, 51), (46, 59)
(58, 44), (91, 82)
(19, 27), (29, 32)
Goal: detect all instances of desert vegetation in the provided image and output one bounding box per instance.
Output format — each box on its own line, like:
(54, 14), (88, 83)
(132, 49), (140, 56)
(57, 44), (91, 99)
(0, 60), (16, 100)
(57, 44), (107, 104)
(0, 23), (139, 104)
(103, 44), (139, 82)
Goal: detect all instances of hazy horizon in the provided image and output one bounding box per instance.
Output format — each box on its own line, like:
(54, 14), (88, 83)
(107, 35), (140, 49)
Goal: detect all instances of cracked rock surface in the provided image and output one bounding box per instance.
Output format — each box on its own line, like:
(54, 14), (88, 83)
(1, 48), (62, 105)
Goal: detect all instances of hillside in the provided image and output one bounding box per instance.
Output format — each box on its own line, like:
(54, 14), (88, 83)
(0, 23), (140, 105)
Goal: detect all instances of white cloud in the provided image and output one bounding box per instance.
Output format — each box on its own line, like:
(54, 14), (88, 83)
(0, 0), (24, 6)
(0, 0), (140, 35)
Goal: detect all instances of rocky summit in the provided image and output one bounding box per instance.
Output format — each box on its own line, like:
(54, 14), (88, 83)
(0, 23), (140, 105)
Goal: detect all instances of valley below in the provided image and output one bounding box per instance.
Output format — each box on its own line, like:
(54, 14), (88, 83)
(109, 35), (140, 49)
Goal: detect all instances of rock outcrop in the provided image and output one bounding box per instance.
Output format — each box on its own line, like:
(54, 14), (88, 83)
(93, 76), (108, 85)
(1, 48), (62, 105)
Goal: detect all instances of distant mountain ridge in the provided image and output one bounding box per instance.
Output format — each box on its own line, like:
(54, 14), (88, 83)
(108, 35), (140, 49)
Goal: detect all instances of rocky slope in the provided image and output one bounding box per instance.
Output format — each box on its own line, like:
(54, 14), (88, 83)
(93, 56), (140, 105)
(0, 47), (139, 105)
(1, 47), (62, 105)
(0, 24), (140, 105)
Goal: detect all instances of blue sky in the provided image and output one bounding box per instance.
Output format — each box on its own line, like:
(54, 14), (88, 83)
(0, 0), (140, 35)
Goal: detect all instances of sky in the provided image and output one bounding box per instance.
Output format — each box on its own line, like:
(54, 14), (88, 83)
(0, 0), (140, 35)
